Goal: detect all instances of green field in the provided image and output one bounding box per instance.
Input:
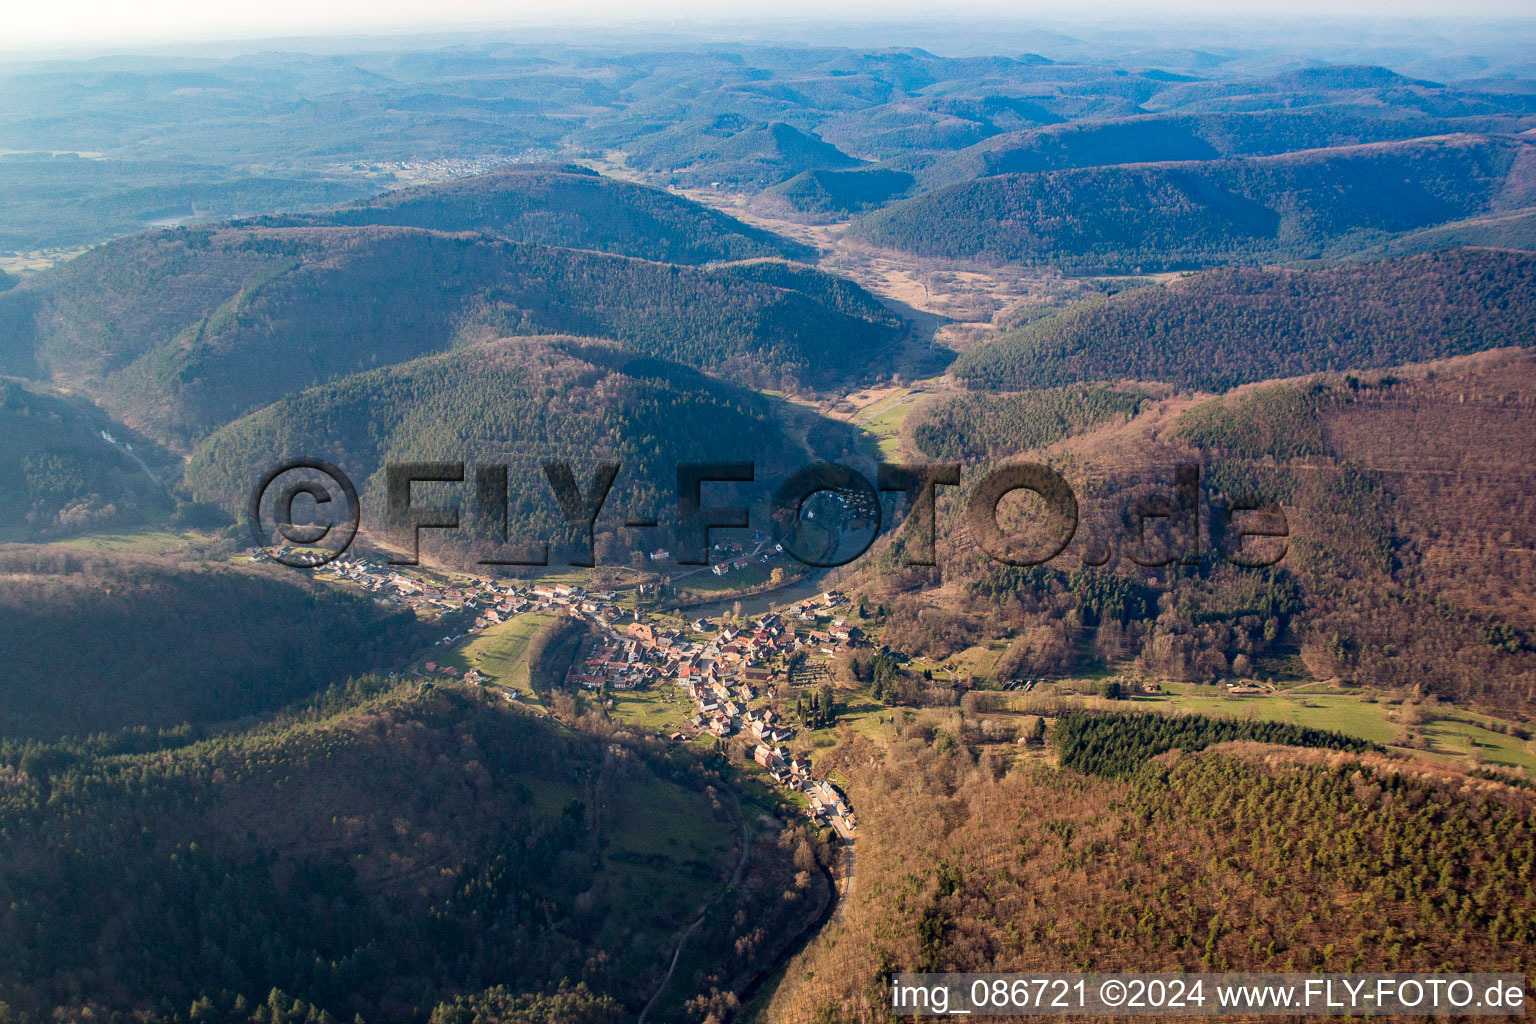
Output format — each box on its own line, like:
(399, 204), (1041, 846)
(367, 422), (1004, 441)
(1052, 682), (1536, 775)
(1423, 713), (1536, 773)
(675, 561), (775, 596)
(610, 683), (696, 733)
(1142, 687), (1403, 745)
(56, 527), (214, 553)
(854, 390), (924, 458)
(440, 612), (556, 710)
(920, 642), (1007, 683)
(795, 691), (891, 750)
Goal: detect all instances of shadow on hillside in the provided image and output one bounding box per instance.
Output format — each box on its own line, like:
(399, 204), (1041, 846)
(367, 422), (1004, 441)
(878, 293), (958, 380)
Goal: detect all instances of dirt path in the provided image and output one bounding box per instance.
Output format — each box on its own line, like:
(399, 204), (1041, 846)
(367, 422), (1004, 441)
(637, 790), (752, 1024)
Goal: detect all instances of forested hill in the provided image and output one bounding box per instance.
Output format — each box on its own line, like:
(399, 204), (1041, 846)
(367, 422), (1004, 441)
(0, 377), (170, 540)
(185, 336), (846, 558)
(710, 258), (903, 327)
(951, 248), (1536, 391)
(758, 167), (916, 218)
(259, 164), (815, 264)
(0, 225), (901, 445)
(908, 384), (1147, 462)
(765, 722), (1535, 1023)
(576, 115), (865, 187)
(0, 547), (425, 738)
(0, 674), (815, 1022)
(851, 134), (1534, 269)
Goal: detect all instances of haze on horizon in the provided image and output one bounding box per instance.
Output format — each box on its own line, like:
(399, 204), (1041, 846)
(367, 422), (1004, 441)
(5, 0), (1536, 54)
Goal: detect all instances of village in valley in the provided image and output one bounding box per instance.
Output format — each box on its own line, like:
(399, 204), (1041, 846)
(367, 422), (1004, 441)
(572, 596), (862, 840)
(250, 545), (863, 841)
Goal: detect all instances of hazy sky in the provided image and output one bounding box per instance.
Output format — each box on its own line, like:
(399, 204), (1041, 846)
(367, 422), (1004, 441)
(7, 0), (1535, 52)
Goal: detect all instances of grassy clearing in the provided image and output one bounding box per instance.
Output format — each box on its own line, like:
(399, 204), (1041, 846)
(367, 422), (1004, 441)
(1423, 715), (1536, 773)
(54, 527), (212, 554)
(608, 773), (735, 864)
(1140, 687), (1403, 746)
(595, 767), (738, 987)
(1037, 681), (1536, 775)
(921, 642), (1007, 683)
(609, 683), (696, 733)
(791, 691), (892, 754)
(861, 397), (919, 457)
(441, 612), (556, 709)
(676, 561), (774, 596)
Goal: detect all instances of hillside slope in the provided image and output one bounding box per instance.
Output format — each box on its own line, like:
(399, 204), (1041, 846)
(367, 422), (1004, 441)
(765, 721), (1535, 1022)
(586, 115), (864, 187)
(1168, 352), (1536, 708)
(184, 336), (844, 559)
(951, 248), (1536, 391)
(0, 677), (760, 1021)
(851, 134), (1535, 269)
(262, 164), (815, 264)
(0, 548), (426, 738)
(758, 167), (916, 218)
(1, 225), (901, 444)
(925, 110), (1535, 186)
(0, 378), (172, 539)
(909, 349), (1536, 714)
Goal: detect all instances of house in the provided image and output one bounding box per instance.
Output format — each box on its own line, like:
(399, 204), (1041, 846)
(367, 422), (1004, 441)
(627, 622), (655, 644)
(753, 744), (777, 768)
(816, 781), (849, 815)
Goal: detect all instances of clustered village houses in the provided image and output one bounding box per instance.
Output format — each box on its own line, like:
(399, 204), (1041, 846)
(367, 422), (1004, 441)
(570, 593), (860, 838)
(254, 549), (859, 838)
